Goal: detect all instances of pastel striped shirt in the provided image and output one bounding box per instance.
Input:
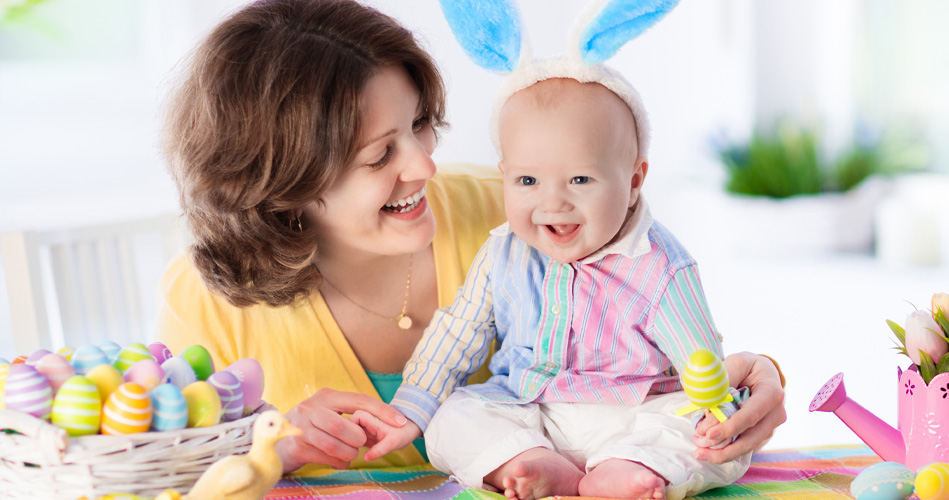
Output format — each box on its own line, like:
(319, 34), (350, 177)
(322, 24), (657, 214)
(392, 200), (724, 431)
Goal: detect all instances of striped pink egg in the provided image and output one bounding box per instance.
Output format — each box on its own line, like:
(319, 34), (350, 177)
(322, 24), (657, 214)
(4, 365), (53, 420)
(35, 354), (75, 393)
(207, 371), (244, 422)
(25, 349), (52, 367)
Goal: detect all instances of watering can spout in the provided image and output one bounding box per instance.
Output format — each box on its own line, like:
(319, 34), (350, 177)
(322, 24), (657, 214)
(809, 373), (905, 463)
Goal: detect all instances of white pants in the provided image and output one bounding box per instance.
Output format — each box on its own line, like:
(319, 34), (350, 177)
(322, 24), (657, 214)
(424, 391), (751, 500)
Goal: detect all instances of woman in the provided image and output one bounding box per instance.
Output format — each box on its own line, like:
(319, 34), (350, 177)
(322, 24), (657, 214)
(158, 0), (785, 475)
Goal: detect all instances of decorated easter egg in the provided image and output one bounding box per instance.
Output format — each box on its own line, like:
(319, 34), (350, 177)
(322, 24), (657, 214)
(51, 375), (102, 436)
(161, 356), (197, 389)
(179, 345), (215, 381)
(97, 340), (122, 362)
(12, 354), (28, 365)
(56, 347), (75, 361)
(112, 343), (154, 373)
(851, 462), (915, 500)
(123, 359), (165, 392)
(101, 382), (153, 435)
(150, 383), (189, 432)
(71, 345), (110, 375)
(25, 349), (52, 367)
(916, 462), (949, 500)
(85, 363), (124, 401)
(0, 360), (10, 409)
(681, 349), (730, 408)
(182, 381), (222, 427)
(147, 342), (172, 365)
(225, 358), (264, 415)
(4, 364), (53, 420)
(207, 371), (244, 422)
(35, 353), (75, 393)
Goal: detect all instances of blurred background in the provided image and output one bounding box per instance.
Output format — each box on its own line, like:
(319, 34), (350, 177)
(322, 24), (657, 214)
(1, 0), (948, 451)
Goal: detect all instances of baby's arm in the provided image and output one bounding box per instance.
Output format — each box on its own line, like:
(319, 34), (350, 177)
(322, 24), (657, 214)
(351, 410), (422, 462)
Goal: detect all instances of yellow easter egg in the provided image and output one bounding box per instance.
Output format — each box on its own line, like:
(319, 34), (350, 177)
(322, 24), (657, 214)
(682, 349), (730, 408)
(916, 463), (949, 500)
(182, 381), (222, 428)
(101, 383), (152, 435)
(51, 375), (102, 436)
(0, 361), (10, 409)
(57, 347), (76, 362)
(86, 364), (124, 401)
(112, 343), (155, 373)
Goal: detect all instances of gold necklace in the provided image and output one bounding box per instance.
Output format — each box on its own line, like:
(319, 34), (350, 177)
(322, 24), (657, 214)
(322, 254), (413, 330)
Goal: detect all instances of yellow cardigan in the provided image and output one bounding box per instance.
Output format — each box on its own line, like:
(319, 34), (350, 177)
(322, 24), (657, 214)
(157, 164), (506, 470)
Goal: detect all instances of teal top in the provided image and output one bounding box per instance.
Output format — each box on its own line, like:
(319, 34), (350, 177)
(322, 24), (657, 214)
(365, 370), (428, 462)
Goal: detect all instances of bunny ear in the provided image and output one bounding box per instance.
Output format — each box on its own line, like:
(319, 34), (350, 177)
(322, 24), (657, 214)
(577, 0), (680, 65)
(438, 0), (522, 73)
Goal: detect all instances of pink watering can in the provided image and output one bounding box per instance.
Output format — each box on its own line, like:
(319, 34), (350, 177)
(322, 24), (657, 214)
(810, 369), (949, 470)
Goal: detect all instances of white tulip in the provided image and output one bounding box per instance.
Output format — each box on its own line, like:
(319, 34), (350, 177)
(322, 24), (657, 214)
(904, 310), (949, 365)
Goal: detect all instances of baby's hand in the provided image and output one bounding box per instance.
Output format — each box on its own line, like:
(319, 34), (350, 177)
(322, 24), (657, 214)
(350, 410), (422, 462)
(692, 410), (729, 450)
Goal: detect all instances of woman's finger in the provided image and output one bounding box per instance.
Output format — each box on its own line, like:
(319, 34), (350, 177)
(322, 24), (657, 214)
(315, 388), (408, 428)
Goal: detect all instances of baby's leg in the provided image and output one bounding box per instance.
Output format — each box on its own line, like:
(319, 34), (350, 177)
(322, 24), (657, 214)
(484, 447), (584, 500)
(578, 458), (666, 499)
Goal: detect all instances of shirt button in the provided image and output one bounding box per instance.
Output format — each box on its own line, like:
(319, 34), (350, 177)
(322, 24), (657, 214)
(550, 304), (561, 315)
(545, 362), (557, 369)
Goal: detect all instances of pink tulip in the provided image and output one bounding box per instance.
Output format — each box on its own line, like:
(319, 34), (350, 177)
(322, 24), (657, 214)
(904, 310), (949, 365)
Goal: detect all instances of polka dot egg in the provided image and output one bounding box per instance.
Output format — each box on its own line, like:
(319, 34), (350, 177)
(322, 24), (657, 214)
(35, 353), (75, 393)
(51, 375), (102, 436)
(179, 344), (215, 381)
(71, 345), (110, 375)
(182, 381), (222, 428)
(101, 382), (153, 435)
(150, 383), (188, 432)
(851, 462), (915, 500)
(112, 343), (154, 373)
(917, 462), (949, 500)
(4, 364), (53, 420)
(208, 371), (245, 422)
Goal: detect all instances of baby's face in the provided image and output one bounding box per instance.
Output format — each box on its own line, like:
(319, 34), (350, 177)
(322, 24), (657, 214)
(498, 79), (646, 263)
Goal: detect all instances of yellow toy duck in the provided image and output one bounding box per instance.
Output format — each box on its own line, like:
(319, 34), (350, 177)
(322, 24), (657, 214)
(155, 410), (301, 500)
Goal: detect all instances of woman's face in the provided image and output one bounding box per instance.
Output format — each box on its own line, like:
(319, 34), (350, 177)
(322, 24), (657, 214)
(305, 65), (438, 261)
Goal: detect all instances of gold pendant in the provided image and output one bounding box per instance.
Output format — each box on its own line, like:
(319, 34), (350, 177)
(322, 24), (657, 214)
(397, 315), (413, 330)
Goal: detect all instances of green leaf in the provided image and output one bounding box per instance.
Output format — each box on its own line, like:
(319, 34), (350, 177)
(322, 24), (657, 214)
(887, 320), (906, 346)
(937, 353), (949, 374)
(919, 350), (937, 385)
(934, 308), (949, 339)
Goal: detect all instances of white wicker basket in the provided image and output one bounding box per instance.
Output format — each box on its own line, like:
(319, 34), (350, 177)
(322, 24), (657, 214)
(0, 404), (273, 500)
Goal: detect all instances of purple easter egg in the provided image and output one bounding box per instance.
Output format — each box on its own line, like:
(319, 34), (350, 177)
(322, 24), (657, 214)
(207, 371), (245, 422)
(4, 364), (53, 420)
(25, 349), (52, 366)
(148, 342), (173, 365)
(224, 358), (264, 415)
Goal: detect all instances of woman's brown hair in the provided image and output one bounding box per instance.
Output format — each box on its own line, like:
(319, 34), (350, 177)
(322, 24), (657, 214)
(163, 0), (446, 307)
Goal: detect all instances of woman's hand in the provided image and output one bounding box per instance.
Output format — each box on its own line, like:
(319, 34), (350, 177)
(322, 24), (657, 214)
(276, 388), (408, 473)
(692, 351), (786, 463)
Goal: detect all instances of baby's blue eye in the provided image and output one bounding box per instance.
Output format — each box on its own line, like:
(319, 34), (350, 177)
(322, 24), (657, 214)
(571, 176), (592, 184)
(517, 176), (537, 186)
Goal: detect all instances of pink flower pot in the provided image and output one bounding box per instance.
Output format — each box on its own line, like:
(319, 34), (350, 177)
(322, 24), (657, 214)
(898, 370), (949, 470)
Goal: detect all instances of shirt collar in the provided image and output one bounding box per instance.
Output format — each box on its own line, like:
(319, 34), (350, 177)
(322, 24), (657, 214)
(488, 197), (654, 264)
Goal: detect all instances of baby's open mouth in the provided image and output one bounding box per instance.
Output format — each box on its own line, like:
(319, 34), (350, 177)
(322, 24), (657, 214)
(382, 187), (425, 213)
(546, 224), (579, 237)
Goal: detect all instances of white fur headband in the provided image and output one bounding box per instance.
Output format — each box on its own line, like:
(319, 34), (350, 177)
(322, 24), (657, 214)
(438, 0), (681, 158)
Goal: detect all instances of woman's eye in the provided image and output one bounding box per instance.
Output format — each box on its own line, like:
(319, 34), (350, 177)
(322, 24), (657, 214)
(517, 176), (537, 186)
(369, 147), (393, 169)
(571, 176), (592, 184)
(412, 115), (429, 132)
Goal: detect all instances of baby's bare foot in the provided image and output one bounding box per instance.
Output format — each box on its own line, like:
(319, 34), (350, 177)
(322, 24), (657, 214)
(579, 458), (666, 499)
(485, 448), (583, 500)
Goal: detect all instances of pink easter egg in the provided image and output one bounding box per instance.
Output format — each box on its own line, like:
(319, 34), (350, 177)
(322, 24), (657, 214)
(25, 349), (52, 366)
(207, 371), (244, 422)
(4, 364), (53, 420)
(35, 354), (75, 393)
(148, 342), (173, 365)
(123, 359), (166, 392)
(224, 358), (264, 415)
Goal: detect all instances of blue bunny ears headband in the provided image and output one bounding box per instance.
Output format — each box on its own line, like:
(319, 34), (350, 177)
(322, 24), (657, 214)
(438, 0), (680, 157)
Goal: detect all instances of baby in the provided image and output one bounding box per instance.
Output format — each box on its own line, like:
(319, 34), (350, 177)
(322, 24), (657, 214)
(354, 67), (751, 500)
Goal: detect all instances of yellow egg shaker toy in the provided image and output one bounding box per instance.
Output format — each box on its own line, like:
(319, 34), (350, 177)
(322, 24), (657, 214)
(674, 349), (733, 423)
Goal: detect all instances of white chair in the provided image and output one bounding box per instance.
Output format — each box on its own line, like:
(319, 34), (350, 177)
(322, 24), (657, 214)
(0, 213), (187, 355)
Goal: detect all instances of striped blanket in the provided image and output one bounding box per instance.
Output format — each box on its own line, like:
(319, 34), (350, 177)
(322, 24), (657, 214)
(266, 445), (878, 500)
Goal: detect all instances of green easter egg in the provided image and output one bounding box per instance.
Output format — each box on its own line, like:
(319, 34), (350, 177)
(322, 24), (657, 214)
(179, 345), (215, 381)
(112, 343), (154, 373)
(51, 375), (102, 436)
